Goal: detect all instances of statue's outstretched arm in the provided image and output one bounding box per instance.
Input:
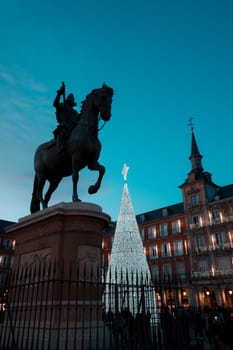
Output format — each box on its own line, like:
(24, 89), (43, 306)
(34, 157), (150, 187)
(53, 82), (65, 108)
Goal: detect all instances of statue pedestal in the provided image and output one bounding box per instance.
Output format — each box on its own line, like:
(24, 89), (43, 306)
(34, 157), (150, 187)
(4, 202), (111, 349)
(11, 202), (110, 271)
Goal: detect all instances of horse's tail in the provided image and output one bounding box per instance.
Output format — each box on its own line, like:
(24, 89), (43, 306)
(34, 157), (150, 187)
(30, 174), (40, 213)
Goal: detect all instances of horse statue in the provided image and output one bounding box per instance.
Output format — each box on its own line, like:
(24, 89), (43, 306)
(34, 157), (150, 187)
(30, 83), (114, 213)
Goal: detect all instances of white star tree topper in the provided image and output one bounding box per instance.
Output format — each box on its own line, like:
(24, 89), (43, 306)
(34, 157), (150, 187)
(121, 163), (129, 181)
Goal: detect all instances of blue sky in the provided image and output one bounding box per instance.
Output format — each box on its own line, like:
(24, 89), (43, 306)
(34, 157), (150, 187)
(1, 0), (233, 222)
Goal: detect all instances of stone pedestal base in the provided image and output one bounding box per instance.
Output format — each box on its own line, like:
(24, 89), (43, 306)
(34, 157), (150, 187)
(3, 202), (111, 349)
(8, 202), (110, 273)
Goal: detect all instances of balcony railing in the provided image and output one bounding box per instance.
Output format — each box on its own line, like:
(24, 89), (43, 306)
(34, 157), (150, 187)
(190, 215), (233, 229)
(190, 223), (201, 230)
(194, 242), (233, 254)
(192, 268), (233, 279)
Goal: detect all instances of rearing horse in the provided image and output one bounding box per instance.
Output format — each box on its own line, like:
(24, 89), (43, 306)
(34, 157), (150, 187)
(30, 84), (114, 213)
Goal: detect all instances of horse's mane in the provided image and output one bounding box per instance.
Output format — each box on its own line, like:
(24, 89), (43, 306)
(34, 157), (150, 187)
(79, 85), (113, 116)
(79, 89), (96, 115)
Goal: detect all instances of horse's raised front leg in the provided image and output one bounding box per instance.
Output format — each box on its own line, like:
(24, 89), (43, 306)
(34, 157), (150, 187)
(88, 162), (105, 194)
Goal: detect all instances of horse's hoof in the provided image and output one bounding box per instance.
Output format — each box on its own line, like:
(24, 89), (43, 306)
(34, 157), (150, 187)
(88, 185), (98, 194)
(73, 197), (81, 202)
(42, 202), (48, 210)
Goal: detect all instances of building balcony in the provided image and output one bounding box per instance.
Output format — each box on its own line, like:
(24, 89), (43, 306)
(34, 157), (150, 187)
(192, 268), (233, 279)
(192, 271), (211, 278)
(193, 246), (208, 254)
(190, 223), (202, 230)
(193, 242), (233, 254)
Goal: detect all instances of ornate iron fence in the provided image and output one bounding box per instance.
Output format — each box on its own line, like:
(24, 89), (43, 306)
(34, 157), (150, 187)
(0, 263), (193, 349)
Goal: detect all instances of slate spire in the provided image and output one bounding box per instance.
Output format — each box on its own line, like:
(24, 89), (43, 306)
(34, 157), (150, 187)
(189, 126), (203, 175)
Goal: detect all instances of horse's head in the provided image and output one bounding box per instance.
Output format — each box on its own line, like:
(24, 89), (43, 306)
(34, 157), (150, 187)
(92, 83), (114, 121)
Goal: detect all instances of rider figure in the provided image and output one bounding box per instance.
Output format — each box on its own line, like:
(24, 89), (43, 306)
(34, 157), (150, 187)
(53, 82), (80, 153)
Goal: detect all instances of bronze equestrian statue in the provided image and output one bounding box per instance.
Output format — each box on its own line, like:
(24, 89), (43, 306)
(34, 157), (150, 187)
(53, 82), (80, 153)
(30, 83), (114, 213)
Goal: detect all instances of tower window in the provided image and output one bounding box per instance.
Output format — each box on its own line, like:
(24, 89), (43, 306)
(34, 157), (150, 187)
(212, 210), (222, 224)
(195, 235), (205, 250)
(190, 215), (202, 229)
(190, 194), (200, 207)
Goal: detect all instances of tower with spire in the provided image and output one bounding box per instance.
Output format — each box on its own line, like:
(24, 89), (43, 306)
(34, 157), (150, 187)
(180, 121), (218, 193)
(179, 124), (221, 304)
(104, 164), (157, 316)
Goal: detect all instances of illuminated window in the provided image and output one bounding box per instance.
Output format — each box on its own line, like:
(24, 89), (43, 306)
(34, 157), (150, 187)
(195, 235), (205, 249)
(215, 232), (226, 246)
(191, 215), (202, 229)
(212, 210), (222, 223)
(172, 220), (181, 234)
(0, 256), (7, 267)
(148, 226), (156, 240)
(161, 243), (171, 257)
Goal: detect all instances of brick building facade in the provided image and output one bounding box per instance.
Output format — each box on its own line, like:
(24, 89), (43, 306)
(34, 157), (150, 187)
(103, 130), (233, 309)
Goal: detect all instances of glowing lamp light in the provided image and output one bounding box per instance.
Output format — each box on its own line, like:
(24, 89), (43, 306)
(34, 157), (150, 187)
(228, 290), (233, 295)
(205, 290), (210, 296)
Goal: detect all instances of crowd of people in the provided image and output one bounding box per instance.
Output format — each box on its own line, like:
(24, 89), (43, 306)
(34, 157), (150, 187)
(103, 305), (233, 349)
(160, 305), (233, 349)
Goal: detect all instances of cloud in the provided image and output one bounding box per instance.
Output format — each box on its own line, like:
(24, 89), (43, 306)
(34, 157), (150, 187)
(0, 70), (15, 84)
(0, 64), (48, 93)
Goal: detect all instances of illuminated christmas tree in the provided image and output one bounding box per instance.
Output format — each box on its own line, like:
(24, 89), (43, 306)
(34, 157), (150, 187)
(105, 164), (157, 316)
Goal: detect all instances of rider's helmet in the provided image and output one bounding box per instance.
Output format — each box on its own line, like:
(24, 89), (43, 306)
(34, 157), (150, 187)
(66, 93), (77, 106)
